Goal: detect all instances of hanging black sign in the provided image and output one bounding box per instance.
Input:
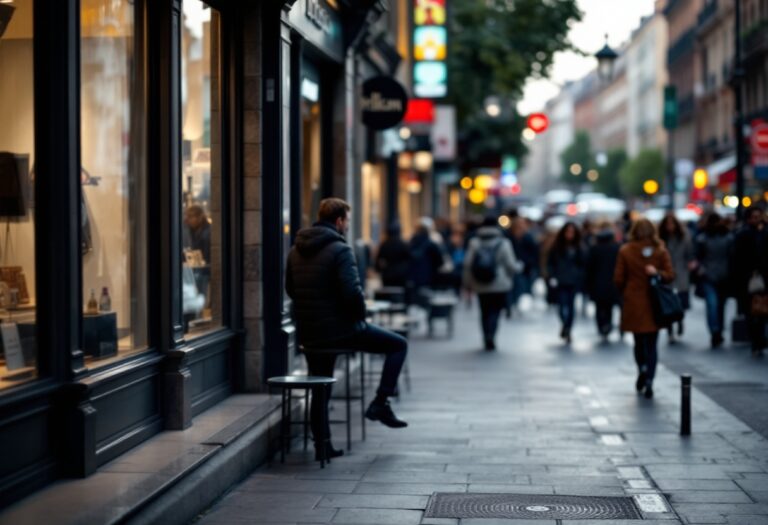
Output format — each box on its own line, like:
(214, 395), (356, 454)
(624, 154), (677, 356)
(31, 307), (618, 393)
(361, 76), (408, 131)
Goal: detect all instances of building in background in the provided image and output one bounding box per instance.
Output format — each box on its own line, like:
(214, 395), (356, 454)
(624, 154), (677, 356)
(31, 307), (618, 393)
(594, 51), (629, 153)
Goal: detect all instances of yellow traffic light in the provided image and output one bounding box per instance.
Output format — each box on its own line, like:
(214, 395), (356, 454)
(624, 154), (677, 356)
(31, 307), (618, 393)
(693, 168), (708, 190)
(643, 179), (659, 195)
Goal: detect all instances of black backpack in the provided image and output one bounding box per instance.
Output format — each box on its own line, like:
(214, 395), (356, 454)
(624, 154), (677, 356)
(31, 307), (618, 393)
(471, 240), (502, 283)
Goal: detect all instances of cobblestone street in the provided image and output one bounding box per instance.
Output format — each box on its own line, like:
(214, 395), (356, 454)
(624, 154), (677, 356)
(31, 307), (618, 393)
(195, 297), (768, 525)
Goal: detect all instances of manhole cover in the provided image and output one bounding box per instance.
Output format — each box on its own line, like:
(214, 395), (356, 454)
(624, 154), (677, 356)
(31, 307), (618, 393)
(424, 493), (643, 520)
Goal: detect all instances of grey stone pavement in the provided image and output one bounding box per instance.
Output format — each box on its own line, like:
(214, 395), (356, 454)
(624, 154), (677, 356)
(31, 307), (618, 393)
(194, 293), (768, 525)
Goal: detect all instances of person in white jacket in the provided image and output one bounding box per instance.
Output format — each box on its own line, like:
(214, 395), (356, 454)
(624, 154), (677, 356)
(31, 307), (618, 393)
(463, 216), (521, 350)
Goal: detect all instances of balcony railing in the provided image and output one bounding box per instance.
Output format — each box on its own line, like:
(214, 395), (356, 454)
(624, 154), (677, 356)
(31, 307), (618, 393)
(698, 0), (718, 27)
(743, 20), (768, 62)
(667, 28), (696, 65)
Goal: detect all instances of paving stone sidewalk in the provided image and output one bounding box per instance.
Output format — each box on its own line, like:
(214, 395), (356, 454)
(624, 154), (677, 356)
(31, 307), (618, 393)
(194, 298), (768, 525)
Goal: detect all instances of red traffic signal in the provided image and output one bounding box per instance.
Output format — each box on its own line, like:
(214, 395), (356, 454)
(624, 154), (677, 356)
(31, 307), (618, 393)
(526, 113), (549, 134)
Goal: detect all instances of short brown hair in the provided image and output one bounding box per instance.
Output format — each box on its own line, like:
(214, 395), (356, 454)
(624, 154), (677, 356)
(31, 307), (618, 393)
(318, 198), (351, 223)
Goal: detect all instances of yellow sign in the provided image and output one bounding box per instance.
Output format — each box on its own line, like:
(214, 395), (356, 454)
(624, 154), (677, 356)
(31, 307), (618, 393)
(414, 0), (446, 25)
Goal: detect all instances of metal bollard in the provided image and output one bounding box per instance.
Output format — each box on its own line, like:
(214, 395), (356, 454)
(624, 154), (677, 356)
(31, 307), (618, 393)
(680, 374), (691, 436)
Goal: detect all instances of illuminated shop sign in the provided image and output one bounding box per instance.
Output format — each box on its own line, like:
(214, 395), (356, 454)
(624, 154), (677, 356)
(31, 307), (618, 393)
(413, 0), (447, 99)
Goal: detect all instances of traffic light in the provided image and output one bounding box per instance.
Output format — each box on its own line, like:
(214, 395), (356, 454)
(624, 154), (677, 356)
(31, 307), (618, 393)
(526, 113), (549, 134)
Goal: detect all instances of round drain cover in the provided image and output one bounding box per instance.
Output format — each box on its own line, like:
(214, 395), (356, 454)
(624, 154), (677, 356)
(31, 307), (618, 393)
(525, 505), (551, 512)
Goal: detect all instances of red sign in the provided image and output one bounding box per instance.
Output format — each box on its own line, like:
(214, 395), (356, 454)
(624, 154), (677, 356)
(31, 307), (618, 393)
(526, 113), (549, 134)
(752, 121), (768, 154)
(403, 99), (435, 124)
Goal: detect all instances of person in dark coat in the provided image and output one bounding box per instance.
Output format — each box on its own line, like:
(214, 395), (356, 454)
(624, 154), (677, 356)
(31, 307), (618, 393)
(547, 222), (586, 344)
(407, 223), (444, 305)
(375, 222), (411, 287)
(586, 222), (620, 340)
(286, 198), (408, 461)
(507, 217), (539, 315)
(732, 206), (768, 357)
(693, 212), (733, 348)
(614, 218), (674, 399)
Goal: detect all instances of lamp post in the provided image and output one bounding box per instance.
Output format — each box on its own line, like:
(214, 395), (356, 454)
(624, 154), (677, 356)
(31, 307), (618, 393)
(732, 0), (746, 220)
(595, 34), (618, 84)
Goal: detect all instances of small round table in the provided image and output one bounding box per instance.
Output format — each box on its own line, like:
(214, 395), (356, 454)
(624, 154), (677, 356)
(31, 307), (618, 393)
(267, 375), (337, 467)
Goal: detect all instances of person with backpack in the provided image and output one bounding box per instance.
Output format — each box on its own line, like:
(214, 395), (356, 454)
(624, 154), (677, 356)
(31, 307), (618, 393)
(463, 215), (520, 350)
(547, 222), (586, 344)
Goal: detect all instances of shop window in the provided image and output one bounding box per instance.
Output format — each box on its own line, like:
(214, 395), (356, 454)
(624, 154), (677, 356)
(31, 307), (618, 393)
(301, 62), (322, 229)
(181, 1), (222, 336)
(80, 0), (147, 367)
(0, 0), (37, 389)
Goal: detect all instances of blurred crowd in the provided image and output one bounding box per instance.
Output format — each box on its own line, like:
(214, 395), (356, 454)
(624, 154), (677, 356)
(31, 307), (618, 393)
(365, 206), (768, 397)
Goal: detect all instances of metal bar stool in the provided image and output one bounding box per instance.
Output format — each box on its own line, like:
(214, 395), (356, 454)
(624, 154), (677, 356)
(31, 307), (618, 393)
(329, 352), (366, 451)
(267, 375), (336, 468)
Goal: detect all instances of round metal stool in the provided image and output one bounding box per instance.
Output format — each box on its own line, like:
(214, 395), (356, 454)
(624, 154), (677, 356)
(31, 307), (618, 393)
(267, 375), (336, 467)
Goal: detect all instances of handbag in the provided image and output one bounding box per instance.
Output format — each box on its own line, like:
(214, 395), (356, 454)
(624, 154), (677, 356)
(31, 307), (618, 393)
(751, 293), (768, 317)
(649, 275), (684, 327)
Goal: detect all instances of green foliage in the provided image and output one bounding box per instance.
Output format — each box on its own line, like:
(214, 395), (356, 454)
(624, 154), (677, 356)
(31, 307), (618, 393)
(446, 0), (582, 167)
(618, 149), (665, 197)
(593, 148), (627, 197)
(559, 131), (593, 184)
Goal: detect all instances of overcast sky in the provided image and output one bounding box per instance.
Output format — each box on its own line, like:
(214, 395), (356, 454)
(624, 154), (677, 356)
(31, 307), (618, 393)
(516, 0), (656, 115)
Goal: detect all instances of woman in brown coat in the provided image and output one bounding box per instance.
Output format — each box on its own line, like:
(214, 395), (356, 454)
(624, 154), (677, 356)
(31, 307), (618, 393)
(614, 218), (675, 399)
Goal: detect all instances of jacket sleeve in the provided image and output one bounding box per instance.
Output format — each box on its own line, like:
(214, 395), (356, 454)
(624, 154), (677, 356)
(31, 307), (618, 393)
(462, 240), (476, 288)
(335, 245), (367, 321)
(613, 249), (627, 291)
(502, 239), (522, 277)
(658, 248), (675, 284)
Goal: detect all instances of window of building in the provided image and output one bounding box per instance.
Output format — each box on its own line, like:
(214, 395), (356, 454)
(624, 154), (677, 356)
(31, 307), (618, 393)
(80, 0), (148, 367)
(181, 1), (222, 336)
(301, 61), (322, 229)
(0, 0), (37, 390)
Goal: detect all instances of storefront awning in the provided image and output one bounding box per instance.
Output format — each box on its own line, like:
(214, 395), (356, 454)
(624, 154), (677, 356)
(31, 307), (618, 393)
(706, 154), (736, 185)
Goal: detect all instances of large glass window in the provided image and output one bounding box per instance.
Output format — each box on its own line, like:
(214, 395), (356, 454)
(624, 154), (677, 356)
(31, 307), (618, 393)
(0, 0), (37, 390)
(80, 0), (147, 367)
(181, 1), (222, 336)
(300, 61), (322, 229)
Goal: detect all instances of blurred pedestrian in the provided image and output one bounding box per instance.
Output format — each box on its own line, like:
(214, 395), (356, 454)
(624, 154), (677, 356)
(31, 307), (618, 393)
(586, 221), (620, 341)
(693, 212), (733, 348)
(614, 218), (674, 399)
(407, 219), (445, 307)
(463, 215), (520, 350)
(547, 222), (586, 344)
(507, 216), (540, 316)
(732, 206), (768, 357)
(659, 213), (694, 343)
(375, 221), (411, 288)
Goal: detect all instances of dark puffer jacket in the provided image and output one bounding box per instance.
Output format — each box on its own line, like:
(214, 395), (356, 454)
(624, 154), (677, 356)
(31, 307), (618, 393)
(286, 222), (367, 346)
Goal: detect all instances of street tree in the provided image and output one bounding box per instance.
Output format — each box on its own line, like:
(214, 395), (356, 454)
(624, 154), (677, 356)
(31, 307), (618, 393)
(593, 148), (627, 197)
(618, 149), (665, 197)
(447, 0), (582, 168)
(559, 130), (593, 184)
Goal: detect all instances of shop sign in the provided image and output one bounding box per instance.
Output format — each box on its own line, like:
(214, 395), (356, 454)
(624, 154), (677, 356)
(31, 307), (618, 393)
(306, 0), (333, 34)
(413, 0), (448, 99)
(361, 76), (408, 130)
(751, 120), (768, 180)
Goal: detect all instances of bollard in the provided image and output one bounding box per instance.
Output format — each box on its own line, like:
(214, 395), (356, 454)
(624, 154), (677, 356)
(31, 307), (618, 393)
(680, 374), (691, 436)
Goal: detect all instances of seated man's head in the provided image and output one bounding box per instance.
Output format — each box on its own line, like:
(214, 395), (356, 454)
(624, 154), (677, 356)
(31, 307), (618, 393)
(318, 198), (351, 235)
(185, 205), (207, 231)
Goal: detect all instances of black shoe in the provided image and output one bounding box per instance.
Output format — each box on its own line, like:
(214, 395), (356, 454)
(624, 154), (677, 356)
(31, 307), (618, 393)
(560, 326), (566, 339)
(643, 385), (654, 399)
(314, 443), (344, 461)
(635, 372), (647, 392)
(365, 401), (408, 428)
(484, 339), (496, 350)
(711, 333), (724, 348)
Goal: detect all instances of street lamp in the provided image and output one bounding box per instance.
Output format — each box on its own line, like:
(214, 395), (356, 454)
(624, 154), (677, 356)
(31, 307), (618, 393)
(732, 0), (746, 220)
(595, 34), (618, 83)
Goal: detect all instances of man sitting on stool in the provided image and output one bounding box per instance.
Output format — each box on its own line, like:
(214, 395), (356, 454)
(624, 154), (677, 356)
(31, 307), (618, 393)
(286, 198), (408, 461)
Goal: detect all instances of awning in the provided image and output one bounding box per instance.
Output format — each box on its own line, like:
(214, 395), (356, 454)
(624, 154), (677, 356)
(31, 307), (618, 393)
(705, 154), (736, 185)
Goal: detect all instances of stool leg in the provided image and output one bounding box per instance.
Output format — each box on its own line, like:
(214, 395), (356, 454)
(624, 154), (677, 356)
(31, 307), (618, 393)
(280, 389), (286, 464)
(404, 354), (411, 392)
(345, 354), (352, 451)
(304, 389), (309, 451)
(360, 352), (366, 441)
(318, 385), (327, 468)
(286, 389), (292, 454)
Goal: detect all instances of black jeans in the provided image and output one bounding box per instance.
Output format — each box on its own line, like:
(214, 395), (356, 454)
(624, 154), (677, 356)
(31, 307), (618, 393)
(595, 300), (614, 336)
(304, 324), (407, 444)
(478, 292), (507, 344)
(557, 285), (577, 332)
(633, 331), (659, 385)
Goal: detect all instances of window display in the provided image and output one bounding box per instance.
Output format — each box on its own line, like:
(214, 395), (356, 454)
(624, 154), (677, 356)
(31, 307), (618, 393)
(181, 1), (222, 336)
(0, 0), (37, 390)
(80, 0), (147, 366)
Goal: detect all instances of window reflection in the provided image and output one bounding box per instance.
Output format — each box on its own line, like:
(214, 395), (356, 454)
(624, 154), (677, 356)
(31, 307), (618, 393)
(181, 1), (222, 336)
